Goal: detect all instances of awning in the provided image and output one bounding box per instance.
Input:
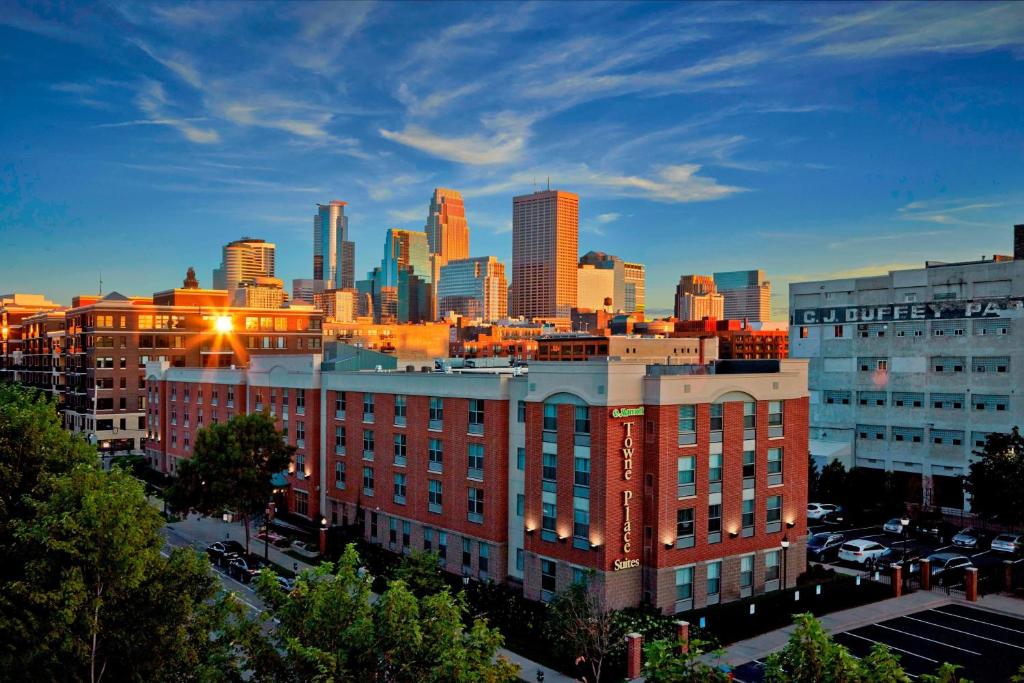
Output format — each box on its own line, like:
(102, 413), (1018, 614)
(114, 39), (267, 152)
(271, 472), (290, 488)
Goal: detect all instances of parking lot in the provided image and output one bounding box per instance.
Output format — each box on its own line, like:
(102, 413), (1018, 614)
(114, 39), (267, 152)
(732, 604), (1024, 681)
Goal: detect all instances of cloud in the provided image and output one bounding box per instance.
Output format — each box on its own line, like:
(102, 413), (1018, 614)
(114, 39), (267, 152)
(387, 206), (425, 223)
(379, 113), (532, 165)
(897, 197), (1011, 228)
(826, 230), (953, 250)
(125, 79), (220, 144)
(130, 39), (203, 88)
(596, 213), (621, 224)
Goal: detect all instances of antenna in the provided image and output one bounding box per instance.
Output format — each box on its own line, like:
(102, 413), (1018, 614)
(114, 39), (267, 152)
(99, 271), (103, 297)
(546, 176), (550, 191)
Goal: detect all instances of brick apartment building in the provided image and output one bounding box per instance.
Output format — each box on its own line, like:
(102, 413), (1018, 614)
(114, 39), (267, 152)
(145, 349), (808, 614)
(674, 318), (789, 360)
(0, 292), (62, 385)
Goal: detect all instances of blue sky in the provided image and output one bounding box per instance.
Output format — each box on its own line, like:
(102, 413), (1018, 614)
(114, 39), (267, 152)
(2, 1), (1023, 317)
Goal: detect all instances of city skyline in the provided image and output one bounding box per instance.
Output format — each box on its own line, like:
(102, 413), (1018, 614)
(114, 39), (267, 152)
(2, 2), (1024, 315)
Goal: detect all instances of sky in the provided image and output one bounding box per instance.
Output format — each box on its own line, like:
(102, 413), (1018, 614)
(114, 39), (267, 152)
(1, 1), (1023, 318)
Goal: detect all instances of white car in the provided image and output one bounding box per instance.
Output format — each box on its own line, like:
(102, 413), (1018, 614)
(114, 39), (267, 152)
(838, 539), (889, 566)
(883, 518), (906, 535)
(807, 503), (841, 521)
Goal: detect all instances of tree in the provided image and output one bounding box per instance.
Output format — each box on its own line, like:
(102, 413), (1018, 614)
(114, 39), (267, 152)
(249, 544), (519, 682)
(860, 643), (912, 683)
(764, 612), (863, 683)
(642, 637), (731, 682)
(167, 412), (294, 554)
(816, 460), (849, 505)
(392, 549), (446, 596)
(545, 578), (618, 683)
(920, 663), (972, 683)
(964, 427), (1024, 527)
(808, 454), (821, 501)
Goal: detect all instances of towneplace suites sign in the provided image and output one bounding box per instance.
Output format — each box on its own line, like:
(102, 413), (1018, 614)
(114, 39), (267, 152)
(792, 297), (1023, 326)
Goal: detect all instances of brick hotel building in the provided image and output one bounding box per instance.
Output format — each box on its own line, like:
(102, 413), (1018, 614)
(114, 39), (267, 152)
(146, 349), (808, 613)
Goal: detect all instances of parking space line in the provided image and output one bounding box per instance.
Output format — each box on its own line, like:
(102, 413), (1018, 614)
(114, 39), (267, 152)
(901, 616), (1024, 651)
(971, 550), (991, 559)
(871, 623), (981, 656)
(841, 632), (938, 663)
(930, 608), (1024, 635)
(932, 544), (953, 552)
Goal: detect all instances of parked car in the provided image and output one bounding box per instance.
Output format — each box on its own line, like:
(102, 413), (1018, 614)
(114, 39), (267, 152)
(807, 503), (842, 521)
(838, 539), (889, 566)
(276, 576), (295, 592)
(228, 555), (268, 583)
(875, 547), (923, 573)
(952, 528), (990, 550)
(206, 541), (246, 567)
(927, 552), (973, 585)
(911, 513), (958, 545)
(991, 533), (1024, 555)
(806, 532), (845, 562)
(883, 518), (907, 535)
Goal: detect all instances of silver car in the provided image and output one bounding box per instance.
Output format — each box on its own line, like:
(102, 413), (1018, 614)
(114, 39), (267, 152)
(991, 533), (1023, 555)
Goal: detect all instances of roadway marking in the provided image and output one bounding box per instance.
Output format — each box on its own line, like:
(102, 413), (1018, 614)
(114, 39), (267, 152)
(841, 632), (938, 663)
(971, 550), (991, 559)
(872, 623), (981, 656)
(930, 608), (1024, 635)
(901, 616), (1024, 651)
(933, 544), (954, 552)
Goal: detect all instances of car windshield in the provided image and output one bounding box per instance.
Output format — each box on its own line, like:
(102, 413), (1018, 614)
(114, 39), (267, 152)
(959, 529), (977, 537)
(808, 534), (829, 547)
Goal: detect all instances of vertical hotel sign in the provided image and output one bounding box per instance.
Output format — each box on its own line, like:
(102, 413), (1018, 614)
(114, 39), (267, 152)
(611, 407), (643, 571)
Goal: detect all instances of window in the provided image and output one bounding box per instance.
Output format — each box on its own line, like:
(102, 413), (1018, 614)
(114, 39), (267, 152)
(516, 548), (524, 572)
(892, 427), (924, 443)
(402, 520), (410, 548)
(765, 550), (781, 584)
(479, 543), (489, 576)
(542, 501), (557, 540)
(742, 499), (755, 532)
(517, 400), (526, 423)
(389, 518), (398, 547)
(677, 456), (696, 498)
(428, 480), (443, 513)
(932, 356), (965, 373)
(572, 567), (589, 587)
(393, 473), (407, 504)
(824, 390), (851, 405)
(543, 403), (558, 431)
(468, 443), (484, 479)
(708, 504), (722, 543)
(516, 494), (525, 517)
(294, 490), (309, 518)
(295, 421), (305, 448)
(295, 453), (305, 480)
(799, 326), (809, 338)
(334, 426), (346, 455)
(438, 531), (447, 559)
(768, 400), (783, 437)
(394, 394), (407, 425)
(429, 438), (443, 472)
(429, 397), (444, 428)
(362, 393), (374, 422)
(833, 324), (845, 338)
(573, 500), (590, 548)
(675, 567), (694, 609)
(707, 561), (722, 601)
(541, 559), (557, 600)
(574, 455), (590, 491)
(767, 448), (783, 485)
(740, 556), (754, 594)
(932, 393), (964, 410)
(973, 395), (1009, 412)
(766, 495), (782, 532)
(709, 453), (722, 487)
(334, 461), (345, 489)
(370, 512), (378, 540)
(932, 429), (964, 446)
(468, 488), (484, 523)
(973, 356), (1010, 373)
(363, 430), (375, 460)
(678, 405), (696, 445)
(574, 405), (590, 434)
(393, 434), (407, 466)
(469, 398), (484, 434)
(362, 467), (374, 496)
(743, 401), (756, 437)
(857, 424), (886, 441)
(423, 528), (433, 551)
(893, 392), (923, 408)
(742, 450), (755, 488)
(709, 403), (723, 437)
(296, 390), (305, 414)
(516, 447), (525, 471)
(859, 357), (888, 372)
(335, 392), (346, 417)
(542, 452), (558, 486)
(676, 508), (695, 548)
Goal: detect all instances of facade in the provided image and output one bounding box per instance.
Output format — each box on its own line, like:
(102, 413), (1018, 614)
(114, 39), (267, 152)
(578, 251), (646, 314)
(674, 319), (789, 360)
(437, 256), (508, 322)
(714, 270), (771, 322)
(364, 229), (432, 324)
(535, 334), (716, 364)
(577, 264), (615, 311)
(314, 201), (356, 289)
(0, 292), (62, 384)
(17, 308), (67, 402)
(425, 188), (470, 263)
(324, 320), (451, 361)
(674, 275), (724, 322)
(214, 238), (276, 299)
(233, 277), (287, 309)
(789, 238), (1024, 510)
(144, 356), (808, 613)
(292, 278), (326, 307)
(510, 190), (579, 319)
(323, 289), (358, 323)
(624, 262), (646, 315)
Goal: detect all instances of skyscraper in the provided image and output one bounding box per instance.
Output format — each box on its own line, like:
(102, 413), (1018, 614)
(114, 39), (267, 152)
(623, 261), (645, 314)
(578, 250), (646, 314)
(713, 269), (771, 321)
(365, 229), (432, 323)
(425, 188), (469, 262)
(314, 201), (356, 289)
(437, 256), (508, 322)
(510, 189), (579, 319)
(674, 274), (724, 321)
(213, 238), (276, 299)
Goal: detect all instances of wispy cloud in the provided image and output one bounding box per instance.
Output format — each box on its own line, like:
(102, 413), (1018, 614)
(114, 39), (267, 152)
(130, 39), (203, 88)
(387, 206), (425, 223)
(380, 112), (533, 165)
(108, 79), (220, 144)
(596, 213), (621, 224)
(897, 197), (1010, 228)
(827, 230), (953, 250)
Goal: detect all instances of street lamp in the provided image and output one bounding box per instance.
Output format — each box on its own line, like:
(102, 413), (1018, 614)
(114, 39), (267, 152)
(319, 515), (329, 556)
(264, 499), (276, 561)
(900, 516), (910, 566)
(780, 537), (791, 589)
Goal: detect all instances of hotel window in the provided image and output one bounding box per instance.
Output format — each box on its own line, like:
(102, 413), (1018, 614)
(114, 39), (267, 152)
(428, 480), (443, 513)
(296, 391), (305, 414)
(765, 550), (781, 585)
(706, 561), (722, 603)
(743, 401), (756, 438)
(572, 567), (589, 587)
(393, 434), (407, 467)
(461, 537), (472, 572)
(428, 438), (443, 472)
(677, 455), (696, 498)
(516, 548), (524, 572)
(227, 386), (235, 407)
(295, 421), (305, 448)
(394, 394), (407, 426)
(742, 499), (755, 533)
(573, 500), (590, 549)
(543, 403), (558, 432)
(574, 455), (590, 494)
(740, 556), (754, 596)
(438, 531), (447, 560)
(389, 518), (398, 547)
(335, 426), (346, 455)
(742, 450), (755, 489)
(295, 453), (305, 480)
(335, 392), (346, 417)
(542, 452), (557, 490)
(516, 494), (525, 517)
(859, 357), (888, 372)
(468, 443), (484, 480)
(468, 488), (484, 523)
(541, 559), (557, 601)
(678, 405), (696, 445)
(370, 512), (378, 540)
(429, 397), (444, 429)
(675, 566), (694, 611)
(709, 403), (723, 442)
(517, 400), (526, 423)
(362, 430), (374, 460)
(516, 447), (525, 471)
(708, 453), (723, 491)
(469, 398), (484, 434)
(542, 501), (557, 541)
(479, 542), (489, 577)
(362, 393), (374, 422)
(676, 507), (695, 548)
(858, 391), (887, 407)
(708, 504), (722, 543)
(362, 467), (374, 496)
(402, 520), (410, 548)
(393, 473), (407, 505)
(892, 427), (924, 443)
(574, 405), (590, 434)
(423, 528), (433, 552)
(857, 424), (886, 441)
(974, 319), (1010, 336)
(767, 448), (783, 485)
(766, 495), (782, 533)
(294, 490), (309, 518)
(334, 461), (345, 489)
(768, 401), (783, 437)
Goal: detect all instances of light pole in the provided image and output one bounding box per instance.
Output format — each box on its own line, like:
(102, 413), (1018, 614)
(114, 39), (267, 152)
(900, 516), (910, 566)
(264, 499), (276, 561)
(780, 537), (790, 589)
(319, 515), (329, 555)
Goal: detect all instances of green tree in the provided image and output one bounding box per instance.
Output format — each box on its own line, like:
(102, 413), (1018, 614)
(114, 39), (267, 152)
(816, 460), (849, 505)
(764, 612), (863, 683)
(642, 637), (731, 682)
(545, 578), (618, 683)
(392, 549), (446, 596)
(167, 412), (294, 553)
(860, 643), (912, 683)
(964, 427), (1024, 527)
(920, 663), (972, 683)
(808, 454), (821, 500)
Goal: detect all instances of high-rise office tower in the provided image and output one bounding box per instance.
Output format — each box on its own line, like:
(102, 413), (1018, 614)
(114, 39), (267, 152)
(365, 229), (432, 324)
(674, 274), (724, 321)
(425, 188), (469, 262)
(213, 238), (276, 298)
(382, 229), (430, 287)
(714, 269), (771, 321)
(437, 256), (508, 322)
(578, 250), (646, 314)
(510, 189), (579, 319)
(576, 264), (615, 311)
(314, 201), (355, 289)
